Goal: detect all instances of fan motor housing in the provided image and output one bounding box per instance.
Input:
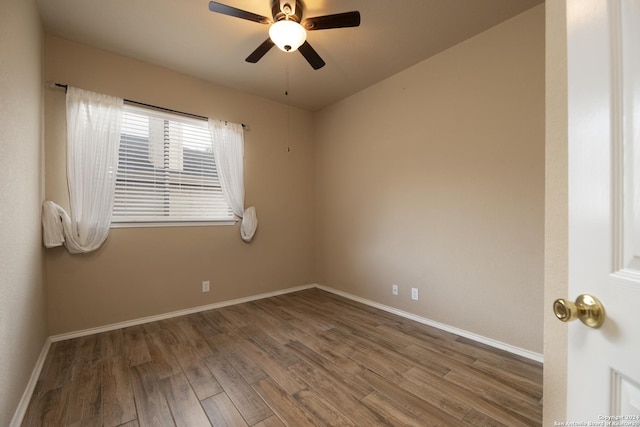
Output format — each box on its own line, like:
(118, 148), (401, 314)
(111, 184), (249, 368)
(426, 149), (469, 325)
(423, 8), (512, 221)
(271, 0), (304, 23)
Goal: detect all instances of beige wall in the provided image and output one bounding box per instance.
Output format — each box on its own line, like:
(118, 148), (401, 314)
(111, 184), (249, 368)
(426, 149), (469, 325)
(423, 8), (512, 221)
(544, 0), (568, 422)
(42, 4), (546, 352)
(44, 36), (316, 334)
(0, 0), (47, 425)
(315, 5), (545, 353)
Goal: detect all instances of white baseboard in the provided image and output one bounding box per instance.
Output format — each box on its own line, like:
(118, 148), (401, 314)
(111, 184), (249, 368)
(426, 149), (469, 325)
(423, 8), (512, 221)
(49, 283), (316, 342)
(10, 337), (52, 427)
(49, 282), (545, 360)
(15, 282), (542, 426)
(315, 284), (543, 363)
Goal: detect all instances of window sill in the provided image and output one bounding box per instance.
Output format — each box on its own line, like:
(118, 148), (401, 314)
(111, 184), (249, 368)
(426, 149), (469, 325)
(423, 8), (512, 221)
(110, 220), (237, 229)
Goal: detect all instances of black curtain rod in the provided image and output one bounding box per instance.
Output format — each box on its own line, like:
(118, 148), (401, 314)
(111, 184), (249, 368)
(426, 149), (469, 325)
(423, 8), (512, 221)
(52, 83), (248, 130)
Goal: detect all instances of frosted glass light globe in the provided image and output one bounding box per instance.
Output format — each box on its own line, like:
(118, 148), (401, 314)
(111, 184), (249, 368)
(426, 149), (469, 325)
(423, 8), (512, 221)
(269, 20), (307, 52)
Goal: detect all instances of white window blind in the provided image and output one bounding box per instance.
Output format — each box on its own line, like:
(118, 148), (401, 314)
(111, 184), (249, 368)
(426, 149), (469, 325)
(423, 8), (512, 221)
(112, 104), (234, 224)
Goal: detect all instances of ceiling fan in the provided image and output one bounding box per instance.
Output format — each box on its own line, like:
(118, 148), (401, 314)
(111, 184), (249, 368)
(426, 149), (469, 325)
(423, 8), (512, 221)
(208, 0), (361, 70)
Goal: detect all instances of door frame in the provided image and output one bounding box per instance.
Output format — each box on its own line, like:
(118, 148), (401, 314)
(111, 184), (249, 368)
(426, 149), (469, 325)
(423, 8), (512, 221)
(544, 0), (569, 424)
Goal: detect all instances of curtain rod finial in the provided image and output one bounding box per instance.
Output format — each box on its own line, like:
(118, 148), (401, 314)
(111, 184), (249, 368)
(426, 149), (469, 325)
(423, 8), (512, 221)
(47, 81), (68, 91)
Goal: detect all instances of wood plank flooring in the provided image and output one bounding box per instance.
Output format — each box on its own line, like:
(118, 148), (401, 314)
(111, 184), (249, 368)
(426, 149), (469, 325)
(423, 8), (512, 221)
(22, 288), (543, 426)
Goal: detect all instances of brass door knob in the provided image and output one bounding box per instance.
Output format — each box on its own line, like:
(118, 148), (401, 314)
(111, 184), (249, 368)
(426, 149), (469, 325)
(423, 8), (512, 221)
(553, 294), (605, 328)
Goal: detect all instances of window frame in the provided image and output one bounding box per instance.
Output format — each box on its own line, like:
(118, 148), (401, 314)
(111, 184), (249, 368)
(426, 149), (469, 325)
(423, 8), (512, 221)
(111, 104), (237, 228)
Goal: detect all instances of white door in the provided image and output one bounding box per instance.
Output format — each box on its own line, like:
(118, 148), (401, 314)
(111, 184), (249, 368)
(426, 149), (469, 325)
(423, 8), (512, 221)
(565, 0), (640, 422)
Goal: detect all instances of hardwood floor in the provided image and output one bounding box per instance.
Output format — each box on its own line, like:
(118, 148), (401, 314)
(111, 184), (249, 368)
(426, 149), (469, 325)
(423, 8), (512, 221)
(22, 288), (543, 426)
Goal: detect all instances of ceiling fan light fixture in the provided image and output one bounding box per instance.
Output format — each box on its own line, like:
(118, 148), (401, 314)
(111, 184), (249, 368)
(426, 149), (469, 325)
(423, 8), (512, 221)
(269, 20), (306, 52)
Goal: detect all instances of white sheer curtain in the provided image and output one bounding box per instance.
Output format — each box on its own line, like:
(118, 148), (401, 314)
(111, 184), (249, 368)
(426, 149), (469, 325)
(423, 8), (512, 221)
(209, 119), (257, 242)
(42, 87), (123, 253)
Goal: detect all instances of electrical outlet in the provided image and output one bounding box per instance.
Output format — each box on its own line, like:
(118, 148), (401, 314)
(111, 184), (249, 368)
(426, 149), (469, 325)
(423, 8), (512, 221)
(411, 287), (419, 301)
(202, 280), (210, 292)
(392, 284), (399, 296)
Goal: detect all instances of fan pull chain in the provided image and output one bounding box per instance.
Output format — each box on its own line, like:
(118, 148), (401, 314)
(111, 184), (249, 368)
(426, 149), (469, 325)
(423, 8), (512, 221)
(286, 90), (290, 152)
(286, 63), (291, 153)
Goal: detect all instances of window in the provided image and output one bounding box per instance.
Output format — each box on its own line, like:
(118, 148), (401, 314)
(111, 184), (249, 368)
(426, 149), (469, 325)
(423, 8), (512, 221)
(112, 104), (234, 225)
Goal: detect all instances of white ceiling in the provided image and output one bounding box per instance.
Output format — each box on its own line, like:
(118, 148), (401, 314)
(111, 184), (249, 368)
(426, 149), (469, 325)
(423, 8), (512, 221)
(36, 0), (543, 111)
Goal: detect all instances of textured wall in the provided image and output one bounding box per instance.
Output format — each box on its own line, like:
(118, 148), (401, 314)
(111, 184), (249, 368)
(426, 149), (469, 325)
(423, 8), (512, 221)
(44, 36), (316, 334)
(43, 3), (545, 352)
(0, 0), (47, 424)
(315, 5), (545, 354)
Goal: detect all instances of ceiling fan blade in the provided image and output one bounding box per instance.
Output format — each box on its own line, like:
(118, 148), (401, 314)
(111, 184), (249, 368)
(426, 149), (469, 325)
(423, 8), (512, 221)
(246, 38), (275, 63)
(302, 11), (361, 30)
(208, 2), (271, 24)
(298, 41), (325, 70)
